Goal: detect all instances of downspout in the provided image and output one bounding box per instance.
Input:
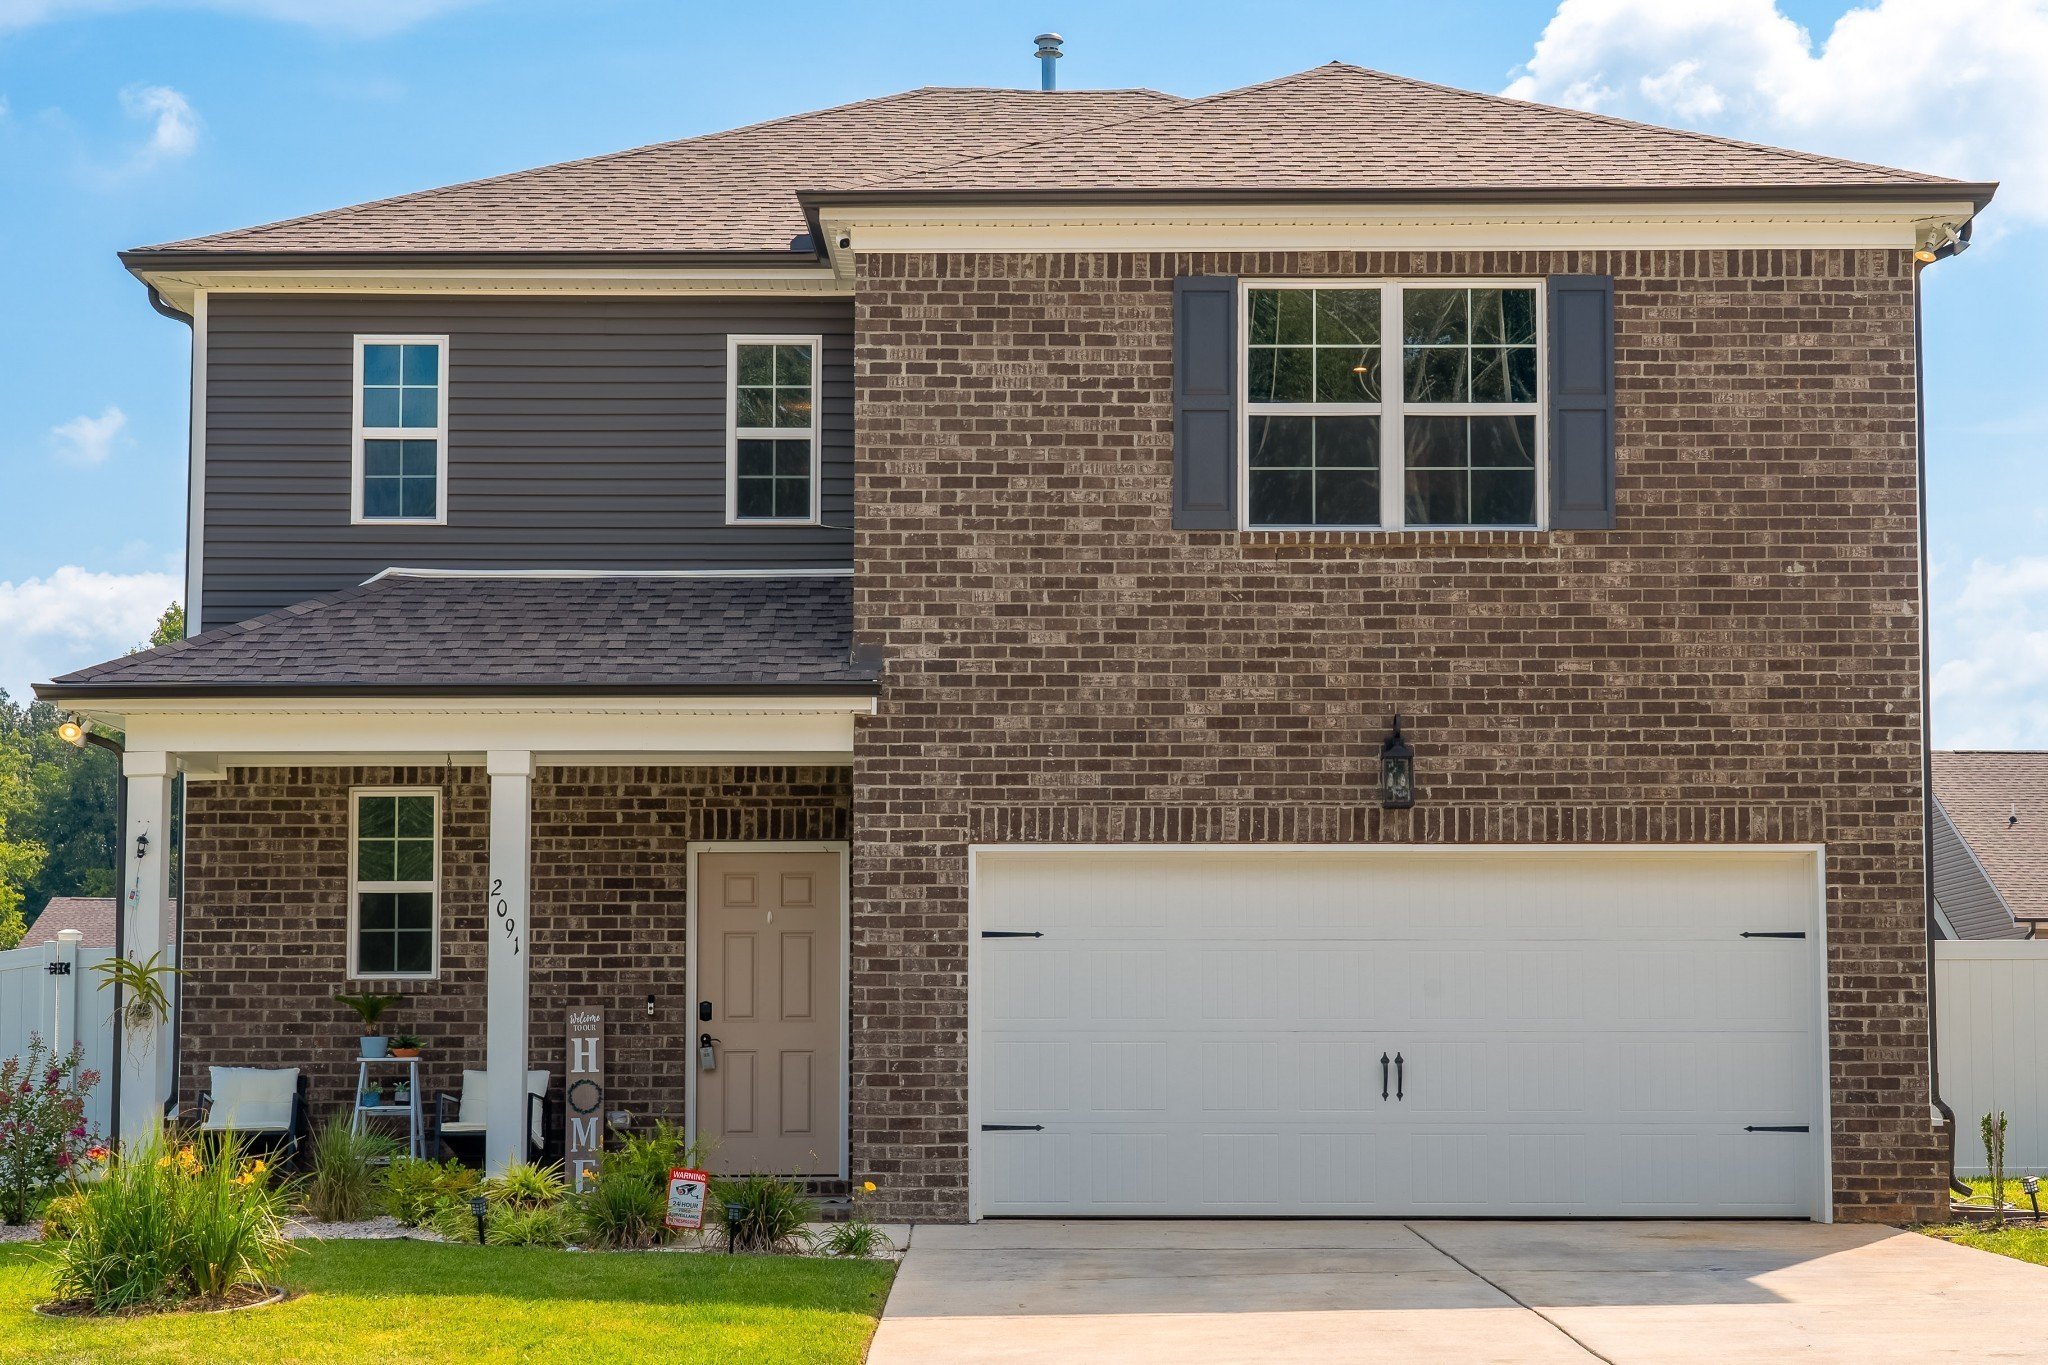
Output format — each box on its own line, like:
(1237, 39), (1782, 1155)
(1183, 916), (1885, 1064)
(82, 730), (125, 1140)
(1914, 248), (1971, 1202)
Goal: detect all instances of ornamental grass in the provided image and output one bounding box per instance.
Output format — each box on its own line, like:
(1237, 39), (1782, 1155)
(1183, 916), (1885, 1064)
(44, 1130), (294, 1314)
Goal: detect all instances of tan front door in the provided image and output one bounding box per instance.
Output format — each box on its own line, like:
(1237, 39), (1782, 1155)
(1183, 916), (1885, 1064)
(696, 850), (842, 1175)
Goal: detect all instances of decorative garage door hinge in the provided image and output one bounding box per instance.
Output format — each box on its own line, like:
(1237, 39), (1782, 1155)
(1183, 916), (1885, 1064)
(1739, 931), (1807, 939)
(980, 931), (1044, 938)
(1744, 1125), (1810, 1133)
(45, 961), (71, 976)
(981, 1124), (1044, 1132)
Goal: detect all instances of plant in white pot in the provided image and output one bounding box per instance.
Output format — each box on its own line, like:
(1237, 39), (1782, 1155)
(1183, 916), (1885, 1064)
(335, 993), (404, 1058)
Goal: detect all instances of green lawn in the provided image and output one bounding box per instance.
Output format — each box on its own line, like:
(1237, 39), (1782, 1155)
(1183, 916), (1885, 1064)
(0, 1240), (895, 1364)
(1919, 1177), (2048, 1268)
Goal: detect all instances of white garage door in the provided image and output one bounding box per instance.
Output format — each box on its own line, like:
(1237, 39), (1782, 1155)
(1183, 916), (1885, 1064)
(972, 847), (1824, 1219)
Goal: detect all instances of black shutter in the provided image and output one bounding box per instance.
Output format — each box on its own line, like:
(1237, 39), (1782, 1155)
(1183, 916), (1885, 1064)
(1547, 274), (1617, 530)
(1172, 275), (1238, 529)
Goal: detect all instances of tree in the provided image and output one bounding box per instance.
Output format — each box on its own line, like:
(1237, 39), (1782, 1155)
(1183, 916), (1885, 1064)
(143, 602), (184, 650)
(0, 709), (48, 949)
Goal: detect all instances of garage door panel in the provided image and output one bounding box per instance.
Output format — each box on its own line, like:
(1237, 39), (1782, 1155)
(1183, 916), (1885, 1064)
(974, 849), (1821, 1219)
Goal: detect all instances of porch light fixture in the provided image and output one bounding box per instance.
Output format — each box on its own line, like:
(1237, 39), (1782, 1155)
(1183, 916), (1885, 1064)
(134, 831), (149, 862)
(56, 719), (86, 747)
(1380, 715), (1415, 810)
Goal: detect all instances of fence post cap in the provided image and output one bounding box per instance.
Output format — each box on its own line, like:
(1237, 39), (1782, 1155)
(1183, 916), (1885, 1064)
(55, 929), (84, 943)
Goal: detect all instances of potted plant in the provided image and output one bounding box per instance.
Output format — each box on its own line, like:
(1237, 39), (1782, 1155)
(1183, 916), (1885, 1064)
(359, 1080), (384, 1109)
(390, 1032), (424, 1060)
(335, 993), (404, 1058)
(392, 1079), (412, 1106)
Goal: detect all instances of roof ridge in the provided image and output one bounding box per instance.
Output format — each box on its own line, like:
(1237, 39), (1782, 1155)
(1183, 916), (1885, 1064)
(128, 87), (987, 253)
(1342, 62), (1956, 186)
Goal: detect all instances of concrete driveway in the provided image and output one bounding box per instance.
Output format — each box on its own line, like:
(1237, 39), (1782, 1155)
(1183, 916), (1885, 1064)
(868, 1220), (2048, 1363)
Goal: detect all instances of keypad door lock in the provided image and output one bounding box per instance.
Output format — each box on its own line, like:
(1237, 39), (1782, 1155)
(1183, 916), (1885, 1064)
(699, 1000), (713, 1022)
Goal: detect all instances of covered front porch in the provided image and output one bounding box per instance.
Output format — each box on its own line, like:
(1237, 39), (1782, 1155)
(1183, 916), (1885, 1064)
(35, 571), (875, 1174)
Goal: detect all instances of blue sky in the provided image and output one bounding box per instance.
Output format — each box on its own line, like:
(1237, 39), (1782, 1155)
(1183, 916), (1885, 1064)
(0, 0), (2041, 746)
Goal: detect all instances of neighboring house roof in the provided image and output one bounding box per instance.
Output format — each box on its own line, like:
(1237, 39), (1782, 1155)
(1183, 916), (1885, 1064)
(121, 87), (1181, 262)
(122, 65), (1991, 268)
(26, 898), (178, 949)
(36, 571), (874, 698)
(1930, 799), (2024, 939)
(1933, 751), (2048, 924)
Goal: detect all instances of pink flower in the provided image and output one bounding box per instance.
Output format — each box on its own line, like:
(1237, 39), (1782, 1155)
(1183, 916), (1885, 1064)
(55, 1151), (71, 1168)
(68, 1126), (85, 1138)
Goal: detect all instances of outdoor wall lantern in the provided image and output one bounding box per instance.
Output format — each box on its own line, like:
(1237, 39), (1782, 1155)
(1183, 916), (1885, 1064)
(134, 831), (149, 862)
(1380, 716), (1415, 810)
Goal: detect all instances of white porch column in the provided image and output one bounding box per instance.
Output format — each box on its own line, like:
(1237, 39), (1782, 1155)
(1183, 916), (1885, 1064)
(120, 751), (175, 1147)
(485, 751), (533, 1173)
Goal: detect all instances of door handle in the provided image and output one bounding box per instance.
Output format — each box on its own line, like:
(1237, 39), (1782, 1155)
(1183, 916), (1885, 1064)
(1395, 1052), (1405, 1101)
(698, 1033), (718, 1071)
(1380, 1052), (1390, 1101)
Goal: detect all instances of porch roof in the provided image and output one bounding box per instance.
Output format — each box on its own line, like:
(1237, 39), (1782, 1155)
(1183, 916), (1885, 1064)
(36, 570), (875, 700)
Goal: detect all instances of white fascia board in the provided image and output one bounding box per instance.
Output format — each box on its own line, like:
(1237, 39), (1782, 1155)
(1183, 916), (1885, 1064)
(73, 695), (871, 761)
(137, 266), (850, 314)
(821, 199), (1982, 254)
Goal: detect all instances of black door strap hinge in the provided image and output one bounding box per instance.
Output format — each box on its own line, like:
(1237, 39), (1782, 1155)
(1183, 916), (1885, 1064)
(1744, 1125), (1811, 1133)
(980, 931), (1044, 939)
(980, 1124), (1044, 1132)
(1740, 931), (1808, 939)
(45, 961), (71, 976)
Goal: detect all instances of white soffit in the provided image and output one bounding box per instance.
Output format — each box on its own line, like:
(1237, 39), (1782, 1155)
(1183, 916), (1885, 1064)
(74, 695), (871, 762)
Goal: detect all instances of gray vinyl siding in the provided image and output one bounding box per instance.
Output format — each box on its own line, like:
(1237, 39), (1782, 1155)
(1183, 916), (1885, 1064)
(199, 294), (853, 629)
(1931, 798), (2025, 939)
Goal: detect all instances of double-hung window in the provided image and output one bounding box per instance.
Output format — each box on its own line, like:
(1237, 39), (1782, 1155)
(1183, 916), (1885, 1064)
(353, 335), (448, 524)
(727, 335), (820, 524)
(1243, 283), (1543, 530)
(348, 789), (438, 979)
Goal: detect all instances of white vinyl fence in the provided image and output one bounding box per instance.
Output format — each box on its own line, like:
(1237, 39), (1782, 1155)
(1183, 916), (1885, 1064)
(0, 931), (118, 1138)
(1937, 939), (2048, 1176)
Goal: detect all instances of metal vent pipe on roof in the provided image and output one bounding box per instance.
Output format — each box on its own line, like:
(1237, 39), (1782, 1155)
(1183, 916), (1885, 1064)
(1035, 33), (1063, 91)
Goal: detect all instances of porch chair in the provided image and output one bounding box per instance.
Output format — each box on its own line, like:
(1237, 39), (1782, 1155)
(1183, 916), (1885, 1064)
(197, 1066), (310, 1165)
(435, 1069), (554, 1164)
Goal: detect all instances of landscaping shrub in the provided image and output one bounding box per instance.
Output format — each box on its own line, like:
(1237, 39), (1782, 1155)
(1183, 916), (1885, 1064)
(46, 1131), (292, 1313)
(427, 1159), (570, 1246)
(572, 1121), (712, 1249)
(384, 1155), (476, 1226)
(40, 1188), (88, 1241)
(716, 1172), (816, 1253)
(305, 1117), (393, 1222)
(0, 1033), (102, 1225)
(820, 1180), (891, 1258)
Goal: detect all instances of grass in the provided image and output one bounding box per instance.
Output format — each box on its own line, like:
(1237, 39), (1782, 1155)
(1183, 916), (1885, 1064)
(1919, 1177), (2048, 1268)
(0, 1239), (895, 1364)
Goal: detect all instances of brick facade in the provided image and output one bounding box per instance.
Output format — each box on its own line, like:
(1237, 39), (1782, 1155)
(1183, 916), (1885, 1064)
(180, 765), (849, 1134)
(849, 248), (1941, 1223)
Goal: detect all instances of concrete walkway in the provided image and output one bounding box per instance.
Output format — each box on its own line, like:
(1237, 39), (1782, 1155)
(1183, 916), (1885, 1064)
(868, 1220), (2048, 1363)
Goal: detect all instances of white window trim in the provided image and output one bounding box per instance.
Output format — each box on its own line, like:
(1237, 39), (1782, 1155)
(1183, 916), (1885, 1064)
(725, 332), (823, 527)
(351, 333), (450, 526)
(347, 786), (441, 982)
(1238, 280), (1547, 532)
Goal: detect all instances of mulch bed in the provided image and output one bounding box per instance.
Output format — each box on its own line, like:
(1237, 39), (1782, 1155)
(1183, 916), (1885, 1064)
(33, 1284), (288, 1318)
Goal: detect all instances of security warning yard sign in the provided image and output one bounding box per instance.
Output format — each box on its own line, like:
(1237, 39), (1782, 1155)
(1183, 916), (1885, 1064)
(665, 1168), (710, 1230)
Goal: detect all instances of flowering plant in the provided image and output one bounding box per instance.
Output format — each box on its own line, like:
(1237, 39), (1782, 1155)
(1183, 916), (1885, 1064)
(0, 1033), (103, 1225)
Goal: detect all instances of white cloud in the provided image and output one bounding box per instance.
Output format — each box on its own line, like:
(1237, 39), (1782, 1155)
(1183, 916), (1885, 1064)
(50, 405), (126, 466)
(118, 83), (196, 163)
(1933, 555), (2048, 746)
(0, 566), (179, 706)
(1508, 0), (2048, 221)
(0, 0), (487, 36)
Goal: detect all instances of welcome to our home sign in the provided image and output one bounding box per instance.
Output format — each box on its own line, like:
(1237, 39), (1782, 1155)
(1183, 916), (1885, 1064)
(565, 1007), (604, 1192)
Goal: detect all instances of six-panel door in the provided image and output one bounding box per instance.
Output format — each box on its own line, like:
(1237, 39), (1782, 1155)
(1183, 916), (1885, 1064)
(697, 851), (843, 1176)
(973, 847), (1821, 1218)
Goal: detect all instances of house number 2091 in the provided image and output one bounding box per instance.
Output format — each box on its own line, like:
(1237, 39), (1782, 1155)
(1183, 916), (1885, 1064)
(490, 877), (521, 955)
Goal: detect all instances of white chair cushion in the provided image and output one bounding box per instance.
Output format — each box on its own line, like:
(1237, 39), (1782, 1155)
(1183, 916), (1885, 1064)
(203, 1066), (297, 1132)
(453, 1068), (549, 1147)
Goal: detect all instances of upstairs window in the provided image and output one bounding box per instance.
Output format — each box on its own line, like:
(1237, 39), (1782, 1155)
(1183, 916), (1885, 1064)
(1243, 283), (1543, 530)
(727, 336), (820, 524)
(353, 335), (447, 524)
(349, 789), (438, 979)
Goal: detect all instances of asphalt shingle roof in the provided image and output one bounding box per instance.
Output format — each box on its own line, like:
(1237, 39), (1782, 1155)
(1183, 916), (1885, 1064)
(37, 572), (872, 697)
(1933, 751), (2048, 923)
(125, 64), (1987, 265)
(125, 87), (1180, 259)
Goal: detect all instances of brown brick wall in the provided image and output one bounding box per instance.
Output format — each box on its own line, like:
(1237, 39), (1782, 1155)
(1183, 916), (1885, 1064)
(850, 248), (1941, 1223)
(180, 765), (849, 1136)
